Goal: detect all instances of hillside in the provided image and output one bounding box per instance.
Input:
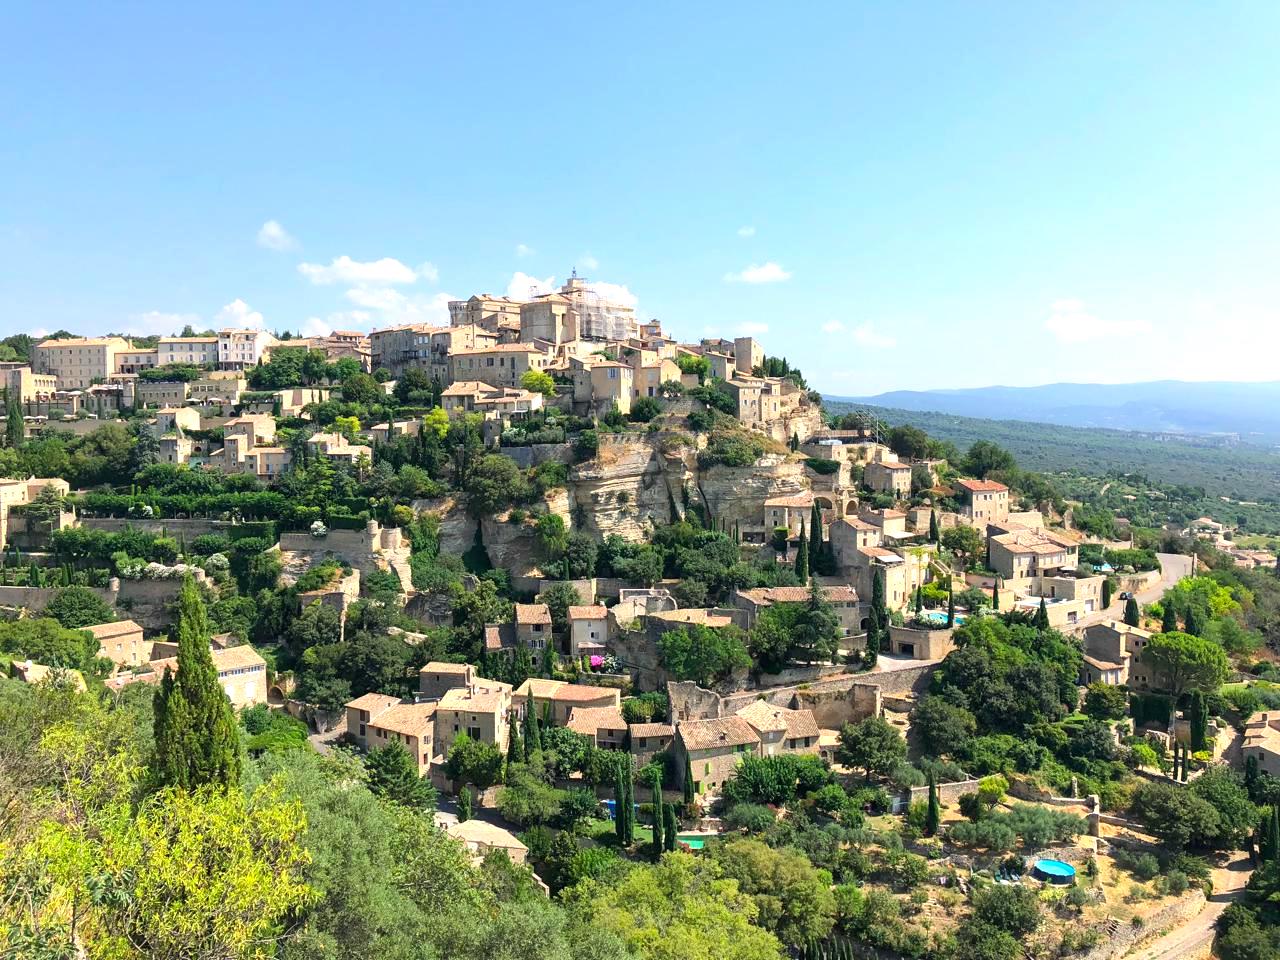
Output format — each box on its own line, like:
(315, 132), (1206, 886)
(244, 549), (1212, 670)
(825, 400), (1280, 533)
(835, 380), (1280, 442)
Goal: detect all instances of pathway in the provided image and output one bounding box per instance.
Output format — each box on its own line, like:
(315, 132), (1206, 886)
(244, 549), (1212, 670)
(1125, 851), (1252, 960)
(1074, 552), (1195, 633)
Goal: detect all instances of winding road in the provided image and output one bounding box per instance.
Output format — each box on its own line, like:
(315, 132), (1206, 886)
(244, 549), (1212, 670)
(1125, 851), (1252, 960)
(1072, 552), (1195, 634)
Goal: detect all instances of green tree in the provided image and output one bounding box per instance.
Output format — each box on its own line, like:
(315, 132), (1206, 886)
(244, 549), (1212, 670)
(683, 755), (695, 803)
(458, 784), (473, 822)
(837, 715), (906, 782)
(658, 623), (752, 686)
(910, 695), (977, 757)
(711, 838), (837, 947)
(663, 803), (678, 852)
(651, 781), (665, 861)
(928, 509), (940, 544)
(4, 389), (23, 449)
(971, 884), (1041, 938)
(1033, 598), (1050, 630)
(1188, 689), (1210, 751)
(445, 732), (505, 790)
(925, 773), (941, 837)
(152, 576), (241, 791)
(1101, 578), (1112, 609)
(366, 740), (437, 809)
(1143, 630), (1229, 700)
(793, 521), (809, 581)
(941, 525), (983, 568)
(539, 581), (581, 634)
(1125, 596), (1141, 627)
(1162, 599), (1179, 634)
(520, 369), (556, 398)
(1082, 682), (1128, 721)
(43, 585), (116, 629)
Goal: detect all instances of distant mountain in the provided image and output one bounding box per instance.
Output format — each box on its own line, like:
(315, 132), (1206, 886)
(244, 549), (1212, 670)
(833, 380), (1280, 442)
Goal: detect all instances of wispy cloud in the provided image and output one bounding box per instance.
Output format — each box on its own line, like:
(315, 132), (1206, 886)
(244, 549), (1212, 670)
(821, 320), (845, 334)
(737, 226), (756, 238)
(256, 220), (297, 251)
(852, 323), (896, 349)
(298, 255), (428, 286)
(724, 261), (792, 284)
(738, 322), (769, 335)
(579, 253), (599, 271)
(515, 243), (535, 258)
(215, 298), (265, 329)
(1044, 299), (1151, 344)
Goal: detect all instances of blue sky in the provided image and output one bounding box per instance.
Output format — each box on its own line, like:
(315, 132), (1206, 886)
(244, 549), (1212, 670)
(2, 2), (1278, 394)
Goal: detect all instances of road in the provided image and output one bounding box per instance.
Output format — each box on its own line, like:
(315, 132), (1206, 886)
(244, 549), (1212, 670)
(1125, 851), (1252, 960)
(1074, 552), (1195, 633)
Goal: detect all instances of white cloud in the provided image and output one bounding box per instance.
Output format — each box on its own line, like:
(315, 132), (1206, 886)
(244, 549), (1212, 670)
(1044, 299), (1152, 344)
(256, 220), (297, 251)
(852, 323), (896, 349)
(515, 243), (535, 258)
(579, 253), (599, 271)
(738, 322), (769, 335)
(123, 310), (203, 336)
(587, 280), (638, 308)
(821, 320), (845, 334)
(30, 327), (50, 339)
(300, 311), (372, 337)
(298, 255), (423, 286)
(507, 272), (557, 299)
(215, 298), (265, 329)
(724, 261), (792, 284)
(737, 226), (756, 238)
(345, 287), (409, 311)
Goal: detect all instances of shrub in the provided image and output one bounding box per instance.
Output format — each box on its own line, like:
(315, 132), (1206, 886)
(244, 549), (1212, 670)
(724, 803), (777, 833)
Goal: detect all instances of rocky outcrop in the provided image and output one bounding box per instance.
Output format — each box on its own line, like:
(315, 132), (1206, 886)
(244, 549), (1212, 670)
(421, 489), (571, 580)
(568, 435), (695, 541)
(695, 456), (809, 530)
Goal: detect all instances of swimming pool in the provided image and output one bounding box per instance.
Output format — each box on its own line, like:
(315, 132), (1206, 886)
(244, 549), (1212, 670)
(1033, 858), (1077, 884)
(920, 611), (967, 626)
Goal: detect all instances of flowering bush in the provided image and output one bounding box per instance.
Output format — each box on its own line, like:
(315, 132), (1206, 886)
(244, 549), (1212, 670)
(309, 520), (328, 538)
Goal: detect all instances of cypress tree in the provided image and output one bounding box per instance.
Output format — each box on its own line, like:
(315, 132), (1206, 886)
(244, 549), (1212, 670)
(4, 389), (23, 449)
(152, 576), (240, 791)
(506, 712), (523, 766)
(1102, 578), (1113, 610)
(623, 761), (634, 844)
(1247, 755), (1261, 799)
(913, 585), (923, 614)
(1271, 806), (1280, 863)
(991, 579), (999, 612)
(946, 587), (956, 628)
(795, 521), (809, 582)
(614, 763), (628, 845)
(810, 501), (824, 566)
(1184, 604), (1205, 637)
(924, 773), (940, 837)
(1034, 598), (1050, 630)
(1189, 691), (1209, 751)
(683, 755), (695, 803)
(523, 704), (541, 760)
(1124, 597), (1141, 628)
(928, 510), (939, 544)
(663, 802), (678, 852)
(1162, 600), (1178, 635)
(651, 781), (664, 861)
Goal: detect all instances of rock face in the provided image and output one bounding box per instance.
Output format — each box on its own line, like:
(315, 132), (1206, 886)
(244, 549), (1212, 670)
(421, 489), (572, 579)
(695, 456), (809, 530)
(568, 435), (694, 541)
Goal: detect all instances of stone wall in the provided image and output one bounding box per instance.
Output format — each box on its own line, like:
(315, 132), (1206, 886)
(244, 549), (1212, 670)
(668, 674), (884, 731)
(79, 517), (237, 538)
(906, 777), (981, 806)
(499, 443), (574, 469)
(1076, 888), (1206, 960)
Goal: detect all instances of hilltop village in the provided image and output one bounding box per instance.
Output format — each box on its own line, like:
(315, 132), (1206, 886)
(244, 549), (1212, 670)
(4, 279), (1280, 960)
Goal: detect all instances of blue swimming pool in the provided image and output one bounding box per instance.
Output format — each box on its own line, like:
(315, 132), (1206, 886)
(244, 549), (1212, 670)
(921, 611), (967, 626)
(1033, 858), (1077, 884)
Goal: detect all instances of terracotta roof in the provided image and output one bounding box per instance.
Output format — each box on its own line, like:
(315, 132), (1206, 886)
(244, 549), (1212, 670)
(372, 702), (436, 738)
(84, 619), (142, 640)
(957, 478), (1009, 493)
(838, 517), (878, 531)
(515, 603), (551, 626)
(149, 644), (265, 677)
(452, 343), (546, 355)
(552, 683), (621, 704)
(991, 528), (1076, 556)
(439, 681), (511, 712)
(678, 716), (759, 752)
(1082, 655), (1125, 671)
(867, 459), (910, 471)
(629, 723), (674, 740)
(515, 677), (564, 699)
(446, 818), (528, 851)
(780, 708), (820, 740)
(648, 609), (736, 628)
(567, 605), (608, 620)
(735, 699), (789, 733)
(859, 547), (904, 562)
(484, 623), (518, 652)
(421, 661), (471, 674)
(346, 692), (402, 714)
(737, 585), (858, 605)
(567, 705), (627, 736)
(764, 492), (814, 508)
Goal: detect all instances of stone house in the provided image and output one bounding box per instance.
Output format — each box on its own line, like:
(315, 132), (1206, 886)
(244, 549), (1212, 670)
(731, 584), (861, 635)
(433, 678), (513, 761)
(85, 619), (149, 669)
(763, 492), (814, 538)
(735, 700), (821, 756)
(1082, 619), (1156, 688)
(514, 678), (621, 726)
(568, 605), (610, 657)
(514, 603), (552, 651)
(988, 524), (1079, 580)
(345, 693), (437, 775)
(675, 715), (760, 795)
(956, 478), (1010, 526)
(863, 459), (912, 497)
(566, 704), (628, 750)
(629, 722), (675, 767)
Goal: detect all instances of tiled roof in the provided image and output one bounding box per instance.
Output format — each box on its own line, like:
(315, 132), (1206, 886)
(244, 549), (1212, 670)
(373, 702), (436, 738)
(346, 692), (402, 714)
(439, 682), (511, 713)
(678, 716), (759, 752)
(991, 528), (1076, 556)
(566, 705), (627, 736)
(764, 492), (815, 508)
(484, 623), (518, 652)
(735, 699), (789, 733)
(515, 603), (551, 626)
(567, 605), (608, 620)
(957, 478), (1009, 493)
(629, 723), (674, 740)
(859, 547), (904, 562)
(84, 619), (142, 640)
(737, 585), (858, 605)
(648, 609), (735, 628)
(552, 683), (621, 704)
(421, 661), (471, 674)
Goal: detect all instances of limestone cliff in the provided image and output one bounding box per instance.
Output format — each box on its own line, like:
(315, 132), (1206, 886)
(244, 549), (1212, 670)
(568, 435), (695, 541)
(695, 455), (809, 530)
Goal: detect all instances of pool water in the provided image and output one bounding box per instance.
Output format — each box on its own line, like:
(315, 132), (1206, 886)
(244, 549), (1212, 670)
(677, 835), (707, 849)
(921, 611), (967, 626)
(1033, 858), (1077, 883)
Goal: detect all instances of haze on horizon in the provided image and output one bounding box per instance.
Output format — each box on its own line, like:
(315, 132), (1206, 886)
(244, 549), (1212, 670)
(2, 2), (1277, 395)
